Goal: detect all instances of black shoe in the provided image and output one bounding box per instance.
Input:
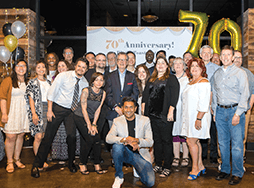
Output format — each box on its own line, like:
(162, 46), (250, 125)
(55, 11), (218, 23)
(210, 158), (218, 164)
(215, 172), (230, 181)
(31, 167), (40, 178)
(228, 176), (242, 185)
(68, 163), (77, 173)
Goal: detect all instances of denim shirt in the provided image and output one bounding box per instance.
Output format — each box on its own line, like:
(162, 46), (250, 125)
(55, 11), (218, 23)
(211, 64), (249, 116)
(205, 61), (220, 81)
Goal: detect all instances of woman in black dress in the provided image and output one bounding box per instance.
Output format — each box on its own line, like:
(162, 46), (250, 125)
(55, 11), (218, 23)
(142, 56), (180, 177)
(74, 72), (107, 175)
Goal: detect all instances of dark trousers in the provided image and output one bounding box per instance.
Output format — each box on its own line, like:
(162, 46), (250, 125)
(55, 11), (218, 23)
(74, 114), (101, 165)
(150, 117), (173, 169)
(33, 103), (76, 168)
(201, 115), (218, 159)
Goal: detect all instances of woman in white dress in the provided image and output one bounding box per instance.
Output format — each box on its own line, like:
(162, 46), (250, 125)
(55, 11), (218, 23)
(0, 59), (30, 173)
(180, 58), (211, 180)
(171, 57), (190, 167)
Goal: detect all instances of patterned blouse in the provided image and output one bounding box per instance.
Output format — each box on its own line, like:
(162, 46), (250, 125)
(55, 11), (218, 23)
(25, 78), (51, 136)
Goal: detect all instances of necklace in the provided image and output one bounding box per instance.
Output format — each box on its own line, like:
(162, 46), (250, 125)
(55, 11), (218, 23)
(176, 72), (185, 79)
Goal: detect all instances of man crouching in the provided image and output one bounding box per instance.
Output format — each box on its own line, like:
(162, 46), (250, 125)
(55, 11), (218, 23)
(106, 96), (155, 188)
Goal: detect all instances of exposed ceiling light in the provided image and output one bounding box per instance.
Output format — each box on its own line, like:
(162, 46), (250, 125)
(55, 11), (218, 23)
(142, 9), (158, 23)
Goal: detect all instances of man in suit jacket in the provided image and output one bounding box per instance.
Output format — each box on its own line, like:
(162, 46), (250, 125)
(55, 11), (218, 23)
(106, 97), (155, 188)
(105, 52), (139, 127)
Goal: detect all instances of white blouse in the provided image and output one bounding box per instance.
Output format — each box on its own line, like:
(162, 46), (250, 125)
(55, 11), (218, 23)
(180, 81), (211, 139)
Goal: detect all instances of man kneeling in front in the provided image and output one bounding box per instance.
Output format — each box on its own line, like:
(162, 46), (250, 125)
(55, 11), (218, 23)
(106, 96), (155, 188)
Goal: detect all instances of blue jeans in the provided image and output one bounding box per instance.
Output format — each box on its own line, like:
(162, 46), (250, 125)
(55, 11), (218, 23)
(215, 106), (245, 177)
(112, 144), (155, 187)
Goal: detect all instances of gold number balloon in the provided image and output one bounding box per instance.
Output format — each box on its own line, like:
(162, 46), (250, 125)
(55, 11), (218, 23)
(178, 10), (209, 57)
(208, 18), (242, 54)
(4, 35), (18, 52)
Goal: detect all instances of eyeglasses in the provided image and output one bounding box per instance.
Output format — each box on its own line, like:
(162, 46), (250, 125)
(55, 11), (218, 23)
(234, 56), (242, 59)
(65, 52), (73, 55)
(117, 59), (127, 62)
(108, 57), (116, 61)
(96, 59), (106, 62)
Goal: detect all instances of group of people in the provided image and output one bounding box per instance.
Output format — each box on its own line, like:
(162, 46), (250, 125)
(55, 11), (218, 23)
(0, 44), (252, 187)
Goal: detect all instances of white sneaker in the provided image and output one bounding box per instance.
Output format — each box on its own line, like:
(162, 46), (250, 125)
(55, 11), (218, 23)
(133, 167), (140, 178)
(112, 177), (124, 188)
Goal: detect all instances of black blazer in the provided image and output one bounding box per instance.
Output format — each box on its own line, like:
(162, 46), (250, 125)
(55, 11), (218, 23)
(105, 69), (139, 120)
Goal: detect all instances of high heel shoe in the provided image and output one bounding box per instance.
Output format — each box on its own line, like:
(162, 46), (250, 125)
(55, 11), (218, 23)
(14, 158), (25, 169)
(188, 173), (199, 180)
(6, 162), (14, 173)
(198, 168), (206, 176)
(94, 164), (107, 174)
(79, 164), (89, 175)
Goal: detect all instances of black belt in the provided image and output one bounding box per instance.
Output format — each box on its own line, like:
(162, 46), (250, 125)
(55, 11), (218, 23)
(217, 103), (238, 109)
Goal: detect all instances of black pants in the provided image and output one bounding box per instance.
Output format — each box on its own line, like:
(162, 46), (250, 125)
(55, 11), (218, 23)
(201, 115), (218, 159)
(74, 114), (101, 165)
(150, 117), (173, 169)
(33, 103), (76, 168)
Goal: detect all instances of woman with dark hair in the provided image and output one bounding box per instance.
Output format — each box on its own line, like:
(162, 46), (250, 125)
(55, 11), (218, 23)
(134, 64), (150, 115)
(53, 60), (74, 80)
(142, 56), (180, 177)
(44, 52), (59, 82)
(74, 72), (107, 175)
(0, 59), (30, 173)
(25, 60), (51, 170)
(180, 58), (211, 180)
(51, 59), (73, 162)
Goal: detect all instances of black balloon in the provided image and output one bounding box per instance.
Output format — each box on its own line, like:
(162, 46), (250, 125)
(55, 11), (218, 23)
(12, 47), (25, 60)
(2, 23), (13, 36)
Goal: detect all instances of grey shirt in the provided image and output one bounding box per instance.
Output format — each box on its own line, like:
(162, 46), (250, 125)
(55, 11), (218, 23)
(211, 64), (249, 116)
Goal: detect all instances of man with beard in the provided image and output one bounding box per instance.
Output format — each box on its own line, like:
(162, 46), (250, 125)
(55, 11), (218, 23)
(31, 58), (89, 178)
(44, 52), (59, 82)
(233, 50), (254, 164)
(107, 52), (117, 73)
(84, 52), (96, 70)
(106, 97), (155, 188)
(85, 53), (109, 82)
(142, 50), (155, 75)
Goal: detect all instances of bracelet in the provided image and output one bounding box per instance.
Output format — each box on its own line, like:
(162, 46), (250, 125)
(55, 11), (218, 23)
(197, 118), (202, 121)
(92, 124), (97, 127)
(122, 137), (126, 144)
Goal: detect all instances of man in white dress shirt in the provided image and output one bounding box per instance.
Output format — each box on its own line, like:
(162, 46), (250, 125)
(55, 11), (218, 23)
(31, 57), (89, 178)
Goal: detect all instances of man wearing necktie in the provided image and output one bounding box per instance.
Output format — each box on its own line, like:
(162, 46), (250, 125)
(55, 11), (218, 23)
(31, 57), (89, 178)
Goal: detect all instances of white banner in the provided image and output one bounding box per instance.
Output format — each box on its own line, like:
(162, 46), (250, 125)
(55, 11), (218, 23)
(87, 27), (192, 65)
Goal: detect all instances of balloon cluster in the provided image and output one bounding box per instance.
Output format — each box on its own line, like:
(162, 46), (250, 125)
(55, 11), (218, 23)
(179, 10), (242, 57)
(0, 21), (26, 63)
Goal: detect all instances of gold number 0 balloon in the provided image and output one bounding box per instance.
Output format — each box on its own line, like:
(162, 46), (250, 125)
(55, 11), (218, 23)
(208, 18), (242, 54)
(178, 10), (209, 57)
